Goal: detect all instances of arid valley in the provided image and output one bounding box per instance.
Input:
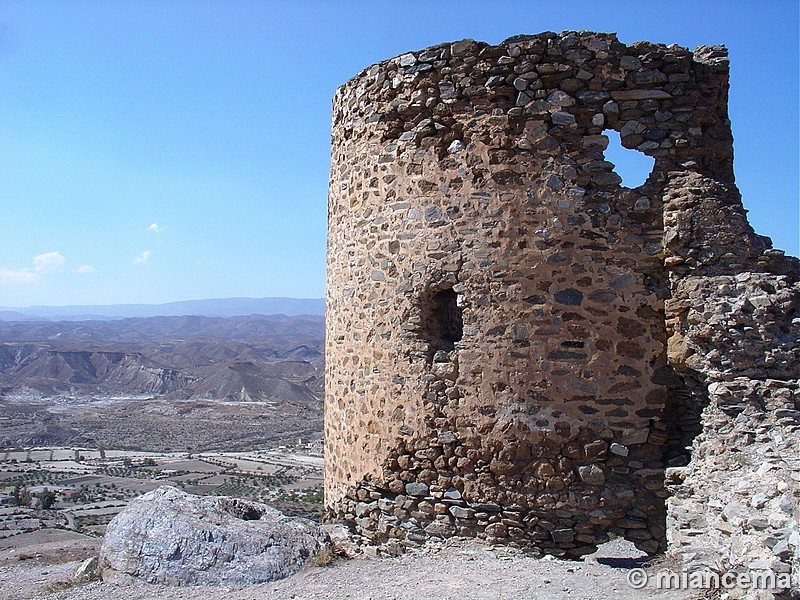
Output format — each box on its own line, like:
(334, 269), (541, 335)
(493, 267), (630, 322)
(0, 310), (327, 597)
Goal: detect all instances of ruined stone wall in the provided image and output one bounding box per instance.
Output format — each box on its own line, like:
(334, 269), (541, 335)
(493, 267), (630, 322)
(325, 31), (799, 566)
(663, 204), (800, 592)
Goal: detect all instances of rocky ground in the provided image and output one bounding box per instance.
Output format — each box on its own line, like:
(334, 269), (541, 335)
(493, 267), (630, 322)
(0, 528), (101, 600)
(0, 536), (703, 600)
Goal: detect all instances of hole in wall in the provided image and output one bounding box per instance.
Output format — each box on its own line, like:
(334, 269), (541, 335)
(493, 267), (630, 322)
(219, 498), (264, 521)
(418, 288), (463, 353)
(662, 372), (709, 468)
(603, 130), (655, 188)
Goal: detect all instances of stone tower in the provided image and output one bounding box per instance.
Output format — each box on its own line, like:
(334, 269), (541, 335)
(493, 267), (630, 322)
(325, 32), (799, 560)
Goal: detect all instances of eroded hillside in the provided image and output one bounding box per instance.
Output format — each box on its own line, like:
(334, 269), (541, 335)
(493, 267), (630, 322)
(0, 314), (325, 451)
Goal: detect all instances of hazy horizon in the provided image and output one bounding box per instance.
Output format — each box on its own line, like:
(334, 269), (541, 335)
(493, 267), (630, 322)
(0, 296), (326, 321)
(0, 294), (324, 310)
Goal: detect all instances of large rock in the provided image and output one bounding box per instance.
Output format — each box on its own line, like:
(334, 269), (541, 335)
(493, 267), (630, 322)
(100, 486), (329, 585)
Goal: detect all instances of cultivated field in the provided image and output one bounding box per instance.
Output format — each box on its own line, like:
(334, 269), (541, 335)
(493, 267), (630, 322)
(0, 389), (324, 599)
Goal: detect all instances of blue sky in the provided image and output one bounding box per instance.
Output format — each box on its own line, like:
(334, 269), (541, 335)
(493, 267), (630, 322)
(0, 0), (797, 307)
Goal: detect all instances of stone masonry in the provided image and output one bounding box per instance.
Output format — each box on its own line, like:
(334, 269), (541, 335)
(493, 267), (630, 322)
(325, 31), (799, 579)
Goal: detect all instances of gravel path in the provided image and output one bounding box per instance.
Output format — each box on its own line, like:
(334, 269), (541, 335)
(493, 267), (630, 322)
(7, 538), (701, 600)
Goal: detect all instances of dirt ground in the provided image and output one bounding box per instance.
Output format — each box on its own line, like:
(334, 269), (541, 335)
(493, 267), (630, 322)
(0, 529), (101, 600)
(0, 533), (704, 600)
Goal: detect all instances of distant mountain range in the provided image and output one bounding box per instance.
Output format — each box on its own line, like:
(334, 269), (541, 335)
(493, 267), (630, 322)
(0, 314), (324, 404)
(0, 296), (325, 322)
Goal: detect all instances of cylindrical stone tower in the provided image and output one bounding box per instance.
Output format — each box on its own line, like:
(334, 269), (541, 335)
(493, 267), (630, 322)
(325, 32), (756, 556)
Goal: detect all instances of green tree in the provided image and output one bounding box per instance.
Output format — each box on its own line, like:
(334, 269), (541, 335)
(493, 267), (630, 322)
(13, 484), (32, 507)
(36, 488), (57, 510)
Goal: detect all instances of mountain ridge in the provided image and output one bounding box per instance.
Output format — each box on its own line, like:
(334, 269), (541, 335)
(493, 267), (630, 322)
(0, 296), (325, 321)
(0, 314), (324, 404)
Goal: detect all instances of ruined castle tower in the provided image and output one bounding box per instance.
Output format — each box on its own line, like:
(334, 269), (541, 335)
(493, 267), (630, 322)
(325, 32), (800, 561)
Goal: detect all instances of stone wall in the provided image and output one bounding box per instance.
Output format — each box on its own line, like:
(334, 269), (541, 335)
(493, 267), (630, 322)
(325, 31), (799, 573)
(665, 269), (799, 593)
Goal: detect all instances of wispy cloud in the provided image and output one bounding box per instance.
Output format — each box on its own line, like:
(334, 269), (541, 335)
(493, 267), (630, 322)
(148, 223), (165, 233)
(33, 251), (65, 274)
(1, 251), (76, 284)
(133, 250), (152, 265)
(0, 268), (38, 283)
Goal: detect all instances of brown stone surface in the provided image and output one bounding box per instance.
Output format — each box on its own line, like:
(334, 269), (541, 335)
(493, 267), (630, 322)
(324, 30), (799, 574)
